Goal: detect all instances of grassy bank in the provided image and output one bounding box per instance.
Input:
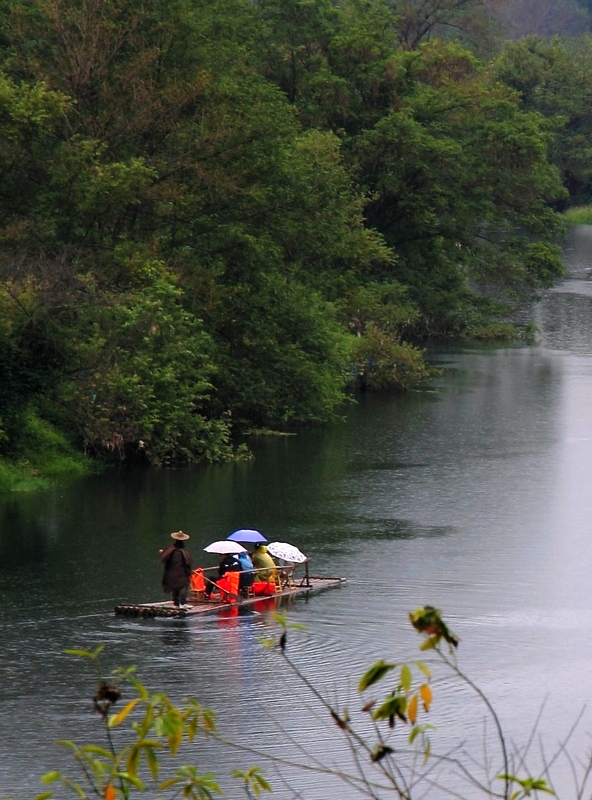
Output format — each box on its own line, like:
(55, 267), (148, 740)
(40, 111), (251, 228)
(0, 413), (95, 492)
(563, 206), (592, 225)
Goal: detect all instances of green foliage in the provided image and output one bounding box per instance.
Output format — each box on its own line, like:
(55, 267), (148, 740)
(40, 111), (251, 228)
(358, 659), (396, 691)
(468, 322), (522, 341)
(350, 41), (565, 328)
(34, 647), (234, 800)
(58, 262), (234, 465)
(493, 35), (592, 207)
(211, 275), (353, 428)
(8, 410), (92, 477)
(409, 605), (460, 650)
(0, 0), (579, 478)
(339, 282), (435, 390)
(0, 383), (91, 491)
(0, 278), (63, 455)
(499, 774), (555, 800)
(231, 767), (273, 798)
(563, 204), (592, 224)
(0, 457), (50, 493)
(267, 605), (558, 798)
(349, 324), (434, 391)
(252, 5), (566, 332)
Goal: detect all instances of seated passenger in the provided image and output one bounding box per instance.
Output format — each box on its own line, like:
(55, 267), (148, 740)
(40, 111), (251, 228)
(237, 550), (255, 591)
(204, 553), (241, 599)
(251, 544), (276, 581)
(218, 553), (241, 577)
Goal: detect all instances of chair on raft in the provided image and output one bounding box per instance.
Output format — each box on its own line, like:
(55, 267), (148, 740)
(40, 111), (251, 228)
(278, 565), (296, 589)
(213, 570), (241, 603)
(189, 568), (206, 602)
(271, 569), (283, 593)
(250, 568), (278, 597)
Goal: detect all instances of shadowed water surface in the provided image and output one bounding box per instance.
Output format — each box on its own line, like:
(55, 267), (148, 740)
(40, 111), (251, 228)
(2, 230), (592, 798)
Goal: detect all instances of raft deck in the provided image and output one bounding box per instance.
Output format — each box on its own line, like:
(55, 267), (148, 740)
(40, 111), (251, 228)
(114, 576), (346, 618)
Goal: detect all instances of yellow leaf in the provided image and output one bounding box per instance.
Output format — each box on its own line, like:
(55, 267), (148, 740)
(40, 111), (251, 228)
(104, 785), (116, 800)
(108, 698), (141, 727)
(420, 684), (432, 712)
(408, 694), (418, 725)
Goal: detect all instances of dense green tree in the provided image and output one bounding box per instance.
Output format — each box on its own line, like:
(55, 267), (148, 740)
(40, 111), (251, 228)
(0, 0), (400, 465)
(355, 42), (565, 327)
(58, 265), (233, 465)
(493, 35), (592, 205)
(0, 0), (575, 472)
(339, 281), (432, 390)
(250, 3), (565, 332)
(0, 74), (74, 452)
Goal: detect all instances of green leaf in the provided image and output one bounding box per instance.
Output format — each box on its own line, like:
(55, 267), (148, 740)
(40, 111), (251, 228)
(40, 773), (61, 784)
(408, 722), (435, 744)
(358, 660), (396, 691)
(158, 777), (181, 790)
(67, 781), (86, 798)
(409, 725), (421, 744)
(414, 660), (431, 678)
(372, 694), (407, 724)
(128, 676), (149, 700)
(78, 745), (113, 758)
(232, 766), (272, 796)
(400, 664), (412, 692)
(498, 774), (555, 795)
(125, 744), (141, 778)
(420, 638), (438, 651)
(114, 771), (144, 789)
(55, 740), (78, 752)
(145, 746), (160, 782)
(64, 646), (104, 659)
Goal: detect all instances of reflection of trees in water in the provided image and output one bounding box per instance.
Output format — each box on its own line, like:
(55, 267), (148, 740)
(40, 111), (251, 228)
(535, 226), (592, 354)
(160, 623), (192, 651)
(303, 510), (454, 543)
(560, 225), (592, 278)
(536, 292), (592, 354)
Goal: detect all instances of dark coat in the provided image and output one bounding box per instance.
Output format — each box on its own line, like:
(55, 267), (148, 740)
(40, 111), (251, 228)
(218, 553), (241, 577)
(160, 543), (192, 593)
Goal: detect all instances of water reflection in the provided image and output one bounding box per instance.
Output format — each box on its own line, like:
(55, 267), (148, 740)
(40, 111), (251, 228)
(536, 226), (592, 354)
(159, 623), (193, 650)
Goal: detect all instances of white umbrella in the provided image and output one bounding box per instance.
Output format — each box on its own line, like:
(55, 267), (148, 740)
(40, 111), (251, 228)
(204, 540), (247, 555)
(267, 541), (308, 563)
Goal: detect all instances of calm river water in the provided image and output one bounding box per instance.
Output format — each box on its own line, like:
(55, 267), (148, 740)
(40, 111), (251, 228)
(2, 229), (592, 799)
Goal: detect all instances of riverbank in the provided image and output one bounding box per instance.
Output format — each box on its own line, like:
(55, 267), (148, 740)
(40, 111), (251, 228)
(563, 206), (592, 225)
(0, 413), (94, 492)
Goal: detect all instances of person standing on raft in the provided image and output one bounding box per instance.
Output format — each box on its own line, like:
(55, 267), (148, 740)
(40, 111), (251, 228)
(159, 531), (192, 608)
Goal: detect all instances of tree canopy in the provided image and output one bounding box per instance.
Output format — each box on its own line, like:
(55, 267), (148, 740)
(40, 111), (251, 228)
(0, 0), (582, 470)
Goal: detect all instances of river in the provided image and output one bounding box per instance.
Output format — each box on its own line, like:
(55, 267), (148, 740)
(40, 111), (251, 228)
(2, 228), (592, 799)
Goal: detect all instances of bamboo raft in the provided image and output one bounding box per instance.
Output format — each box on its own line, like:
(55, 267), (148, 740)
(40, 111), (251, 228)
(114, 575), (346, 618)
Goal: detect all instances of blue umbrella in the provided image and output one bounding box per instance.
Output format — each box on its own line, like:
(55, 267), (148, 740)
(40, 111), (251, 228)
(227, 529), (268, 544)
